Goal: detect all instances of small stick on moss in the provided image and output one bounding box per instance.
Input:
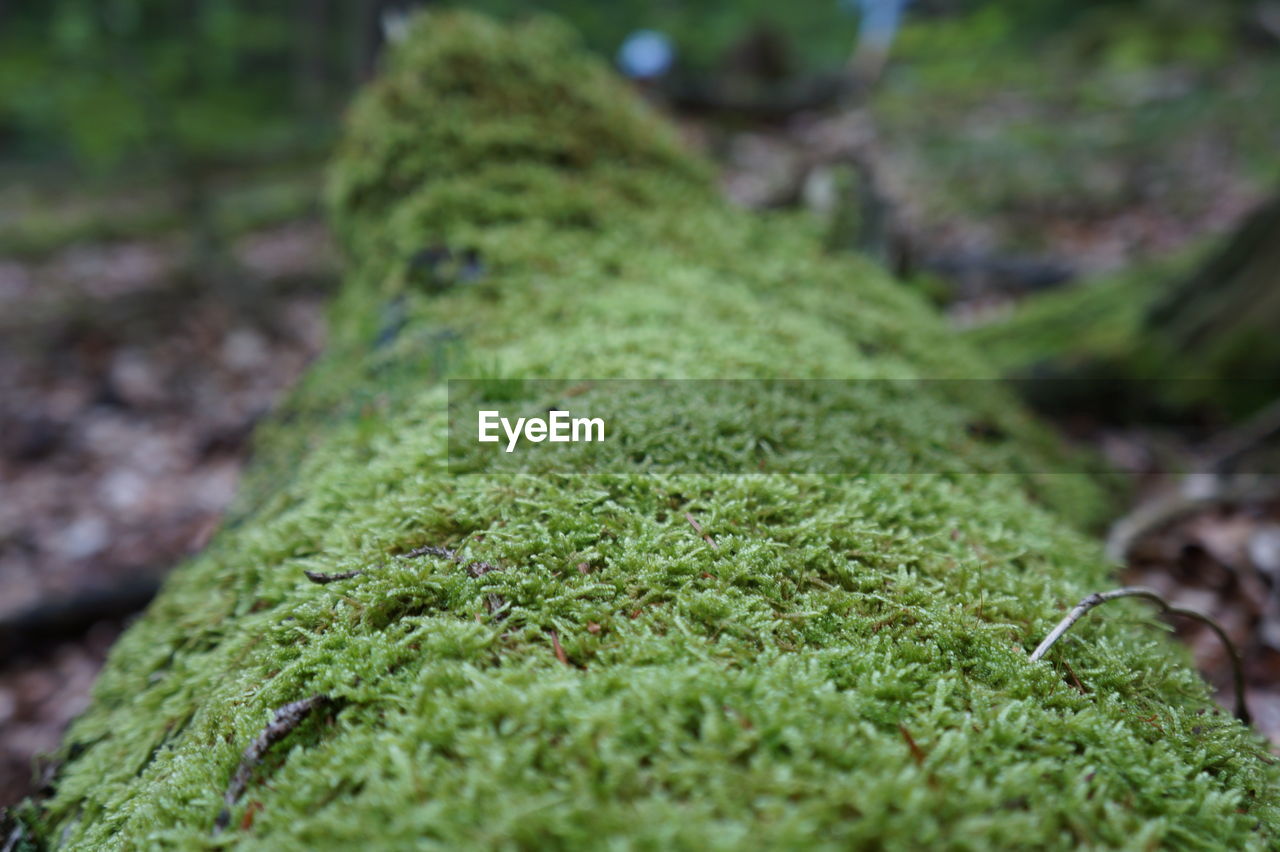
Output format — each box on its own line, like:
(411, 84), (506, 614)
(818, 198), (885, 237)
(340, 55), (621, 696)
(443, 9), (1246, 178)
(303, 569), (363, 584)
(214, 694), (331, 834)
(1062, 660), (1088, 694)
(898, 724), (926, 766)
(400, 544), (458, 561)
(684, 512), (718, 549)
(549, 629), (570, 666)
(466, 561), (500, 577)
(398, 544), (498, 578)
(1030, 587), (1249, 724)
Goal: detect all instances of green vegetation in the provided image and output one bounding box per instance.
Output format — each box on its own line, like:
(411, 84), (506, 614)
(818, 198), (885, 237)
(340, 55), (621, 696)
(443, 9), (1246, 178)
(0, 163), (323, 259)
(0, 2), (347, 171)
(429, 0), (860, 74)
(965, 216), (1280, 418)
(0, 0), (860, 178)
(16, 13), (1278, 849)
(8, 0), (1274, 264)
(876, 2), (1280, 251)
(963, 263), (1172, 376)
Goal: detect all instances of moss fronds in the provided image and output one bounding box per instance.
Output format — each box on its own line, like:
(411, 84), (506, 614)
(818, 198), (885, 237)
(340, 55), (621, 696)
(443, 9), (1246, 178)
(31, 12), (1279, 849)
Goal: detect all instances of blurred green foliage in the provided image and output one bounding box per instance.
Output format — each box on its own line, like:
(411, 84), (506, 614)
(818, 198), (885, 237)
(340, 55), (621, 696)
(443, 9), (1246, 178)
(874, 0), (1280, 250)
(0, 0), (859, 176)
(0, 0), (351, 173)
(433, 0), (860, 72)
(0, 0), (1270, 185)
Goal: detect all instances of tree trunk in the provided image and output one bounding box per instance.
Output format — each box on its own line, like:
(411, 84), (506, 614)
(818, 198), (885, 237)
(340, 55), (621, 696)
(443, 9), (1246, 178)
(1144, 191), (1280, 402)
(965, 192), (1280, 422)
(13, 13), (1278, 849)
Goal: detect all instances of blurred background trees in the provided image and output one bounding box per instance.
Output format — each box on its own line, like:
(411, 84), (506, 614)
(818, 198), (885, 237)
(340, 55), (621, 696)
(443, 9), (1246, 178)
(1, 0), (355, 171)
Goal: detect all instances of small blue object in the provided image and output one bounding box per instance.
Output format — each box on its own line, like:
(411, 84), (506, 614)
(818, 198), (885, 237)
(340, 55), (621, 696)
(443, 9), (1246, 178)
(617, 30), (675, 79)
(840, 0), (909, 48)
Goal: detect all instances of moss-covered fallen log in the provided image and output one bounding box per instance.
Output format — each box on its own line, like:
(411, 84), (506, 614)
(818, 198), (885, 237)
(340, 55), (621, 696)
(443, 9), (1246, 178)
(967, 191), (1280, 420)
(1144, 191), (1280, 399)
(14, 13), (1280, 849)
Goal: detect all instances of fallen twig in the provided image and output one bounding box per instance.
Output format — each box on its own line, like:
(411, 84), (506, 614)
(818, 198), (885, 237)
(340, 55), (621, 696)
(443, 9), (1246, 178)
(214, 694), (331, 834)
(549, 629), (569, 666)
(1030, 587), (1249, 723)
(1203, 396), (1280, 470)
(1105, 474), (1280, 562)
(684, 512), (718, 549)
(898, 724), (926, 766)
(1063, 660), (1088, 694)
(302, 569), (363, 584)
(399, 543), (499, 576)
(400, 544), (458, 561)
(466, 561), (500, 577)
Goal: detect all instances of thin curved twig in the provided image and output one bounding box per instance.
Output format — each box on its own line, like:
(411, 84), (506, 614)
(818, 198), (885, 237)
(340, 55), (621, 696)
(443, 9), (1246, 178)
(1105, 475), (1280, 563)
(214, 694), (332, 834)
(1030, 586), (1249, 724)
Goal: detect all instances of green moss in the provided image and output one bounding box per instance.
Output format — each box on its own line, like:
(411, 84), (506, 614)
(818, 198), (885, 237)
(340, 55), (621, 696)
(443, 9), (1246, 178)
(962, 242), (1279, 416)
(874, 7), (1280, 255)
(962, 266), (1167, 376)
(32, 12), (1278, 850)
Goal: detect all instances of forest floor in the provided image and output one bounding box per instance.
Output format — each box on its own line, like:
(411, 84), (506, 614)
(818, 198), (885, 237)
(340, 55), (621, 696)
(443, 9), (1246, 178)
(0, 204), (335, 806)
(3, 23), (1280, 806)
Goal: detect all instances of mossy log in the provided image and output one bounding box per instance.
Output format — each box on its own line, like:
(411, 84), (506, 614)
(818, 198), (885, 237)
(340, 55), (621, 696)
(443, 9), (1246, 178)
(967, 191), (1280, 419)
(14, 13), (1280, 849)
(1143, 191), (1280, 394)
